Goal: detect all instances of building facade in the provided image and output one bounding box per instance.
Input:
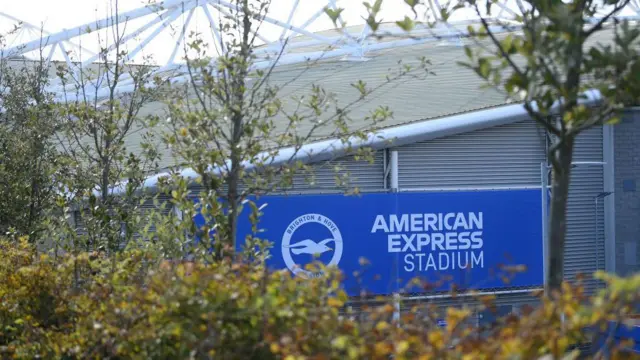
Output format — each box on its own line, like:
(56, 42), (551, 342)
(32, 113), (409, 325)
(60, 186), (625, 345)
(70, 99), (639, 322)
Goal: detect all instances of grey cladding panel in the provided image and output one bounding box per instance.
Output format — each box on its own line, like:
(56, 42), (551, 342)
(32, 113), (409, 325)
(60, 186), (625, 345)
(396, 120), (547, 189)
(564, 126), (605, 292)
(187, 151), (385, 195)
(73, 210), (86, 236)
(138, 194), (174, 235)
(288, 151), (385, 193)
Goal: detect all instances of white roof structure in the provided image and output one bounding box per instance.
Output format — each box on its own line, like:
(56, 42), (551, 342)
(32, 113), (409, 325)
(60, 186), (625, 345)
(2, 0), (638, 102)
(1, 0), (639, 195)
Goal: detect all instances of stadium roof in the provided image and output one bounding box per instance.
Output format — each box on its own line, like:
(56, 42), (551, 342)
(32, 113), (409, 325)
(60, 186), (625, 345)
(127, 23), (634, 171)
(133, 33), (514, 169)
(108, 24), (627, 195)
(1, 1), (639, 195)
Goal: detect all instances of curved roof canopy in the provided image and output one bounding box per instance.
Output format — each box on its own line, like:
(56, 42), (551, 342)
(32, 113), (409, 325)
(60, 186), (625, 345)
(1, 0), (638, 102)
(1, 1), (639, 196)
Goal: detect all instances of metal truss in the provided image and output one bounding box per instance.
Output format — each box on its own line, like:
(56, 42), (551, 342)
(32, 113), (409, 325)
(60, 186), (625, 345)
(1, 0), (639, 103)
(0, 12), (96, 61)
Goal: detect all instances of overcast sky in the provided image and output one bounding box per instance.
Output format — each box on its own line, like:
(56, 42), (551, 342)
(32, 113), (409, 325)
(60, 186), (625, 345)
(1, 0), (424, 62)
(4, 0), (411, 31)
(1, 0), (636, 64)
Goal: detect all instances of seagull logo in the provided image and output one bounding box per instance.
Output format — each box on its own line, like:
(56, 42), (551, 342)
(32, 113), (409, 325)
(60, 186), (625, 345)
(285, 238), (335, 255)
(281, 213), (344, 278)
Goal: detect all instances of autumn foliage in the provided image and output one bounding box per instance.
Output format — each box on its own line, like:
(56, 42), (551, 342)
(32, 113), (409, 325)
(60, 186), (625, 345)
(0, 238), (636, 359)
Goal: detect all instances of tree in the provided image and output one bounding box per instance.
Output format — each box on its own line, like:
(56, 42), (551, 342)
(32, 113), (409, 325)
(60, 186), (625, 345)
(357, 0), (640, 295)
(0, 31), (61, 242)
(155, 0), (430, 261)
(455, 0), (640, 295)
(50, 3), (163, 258)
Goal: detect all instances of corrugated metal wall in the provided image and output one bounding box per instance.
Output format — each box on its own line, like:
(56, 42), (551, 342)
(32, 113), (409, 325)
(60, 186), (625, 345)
(396, 120), (548, 189)
(187, 152), (386, 195)
(73, 209), (87, 237)
(72, 194), (174, 249)
(566, 127), (605, 292)
(286, 152), (385, 193)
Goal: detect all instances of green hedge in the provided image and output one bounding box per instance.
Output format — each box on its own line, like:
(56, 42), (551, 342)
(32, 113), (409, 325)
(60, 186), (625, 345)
(0, 238), (637, 359)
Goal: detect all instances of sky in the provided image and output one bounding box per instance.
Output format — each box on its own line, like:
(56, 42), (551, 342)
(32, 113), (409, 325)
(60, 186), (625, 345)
(0, 0), (427, 64)
(3, 0), (411, 31)
(1, 0), (637, 65)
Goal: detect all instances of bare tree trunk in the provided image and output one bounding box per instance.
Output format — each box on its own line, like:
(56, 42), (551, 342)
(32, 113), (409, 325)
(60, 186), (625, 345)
(27, 159), (40, 237)
(101, 158), (111, 202)
(544, 36), (583, 296)
(546, 137), (575, 296)
(100, 152), (111, 253)
(223, 0), (251, 261)
(226, 147), (241, 260)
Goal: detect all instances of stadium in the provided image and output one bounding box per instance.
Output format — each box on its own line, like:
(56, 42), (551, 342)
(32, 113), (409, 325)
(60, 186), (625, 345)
(1, 0), (640, 324)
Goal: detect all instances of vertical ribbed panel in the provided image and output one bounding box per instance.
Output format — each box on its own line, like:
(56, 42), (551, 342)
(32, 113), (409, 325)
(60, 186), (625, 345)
(613, 110), (640, 276)
(187, 151), (386, 195)
(287, 151), (385, 193)
(396, 120), (547, 189)
(137, 194), (173, 236)
(73, 210), (86, 236)
(565, 126), (605, 292)
(72, 194), (174, 246)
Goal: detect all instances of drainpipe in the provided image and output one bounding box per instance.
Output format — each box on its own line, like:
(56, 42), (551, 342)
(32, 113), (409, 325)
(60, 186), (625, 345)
(390, 150), (400, 323)
(390, 150), (399, 192)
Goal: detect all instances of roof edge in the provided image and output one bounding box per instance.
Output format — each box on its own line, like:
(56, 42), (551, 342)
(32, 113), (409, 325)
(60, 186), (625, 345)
(102, 89), (604, 197)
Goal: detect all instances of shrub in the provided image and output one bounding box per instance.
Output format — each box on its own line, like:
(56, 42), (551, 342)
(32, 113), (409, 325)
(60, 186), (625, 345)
(0, 239), (637, 359)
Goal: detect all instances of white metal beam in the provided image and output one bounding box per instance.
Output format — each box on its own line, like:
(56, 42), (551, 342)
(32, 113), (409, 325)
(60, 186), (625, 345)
(0, 11), (97, 57)
(210, 4), (270, 44)
(121, 10), (183, 63)
(278, 0), (300, 42)
(2, 0), (193, 58)
(47, 4), (199, 94)
(210, 0), (335, 44)
(2, 0), (638, 103)
(202, 3), (226, 54)
(54, 23), (521, 103)
(168, 9), (196, 64)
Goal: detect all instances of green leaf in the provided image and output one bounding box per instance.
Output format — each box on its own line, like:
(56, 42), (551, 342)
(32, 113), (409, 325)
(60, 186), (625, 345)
(404, 0), (418, 8)
(373, 0), (383, 13)
(324, 7), (344, 27)
(464, 46), (473, 59)
(395, 16), (415, 32)
(365, 15), (381, 32)
(478, 57), (491, 79)
(502, 34), (513, 53)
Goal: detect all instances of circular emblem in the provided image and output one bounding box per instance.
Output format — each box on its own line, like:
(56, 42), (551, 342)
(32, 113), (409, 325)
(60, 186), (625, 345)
(281, 213), (343, 278)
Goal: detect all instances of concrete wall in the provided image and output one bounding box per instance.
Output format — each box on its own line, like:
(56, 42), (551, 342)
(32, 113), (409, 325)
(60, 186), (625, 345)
(614, 108), (640, 276)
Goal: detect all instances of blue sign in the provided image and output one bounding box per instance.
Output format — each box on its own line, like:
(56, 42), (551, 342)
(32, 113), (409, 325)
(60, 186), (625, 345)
(195, 189), (544, 296)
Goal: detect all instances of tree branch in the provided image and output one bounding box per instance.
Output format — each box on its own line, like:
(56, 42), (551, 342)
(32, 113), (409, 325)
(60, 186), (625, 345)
(583, 0), (631, 37)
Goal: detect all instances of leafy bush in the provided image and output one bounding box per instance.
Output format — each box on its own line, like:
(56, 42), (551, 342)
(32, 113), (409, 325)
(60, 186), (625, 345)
(0, 239), (637, 359)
